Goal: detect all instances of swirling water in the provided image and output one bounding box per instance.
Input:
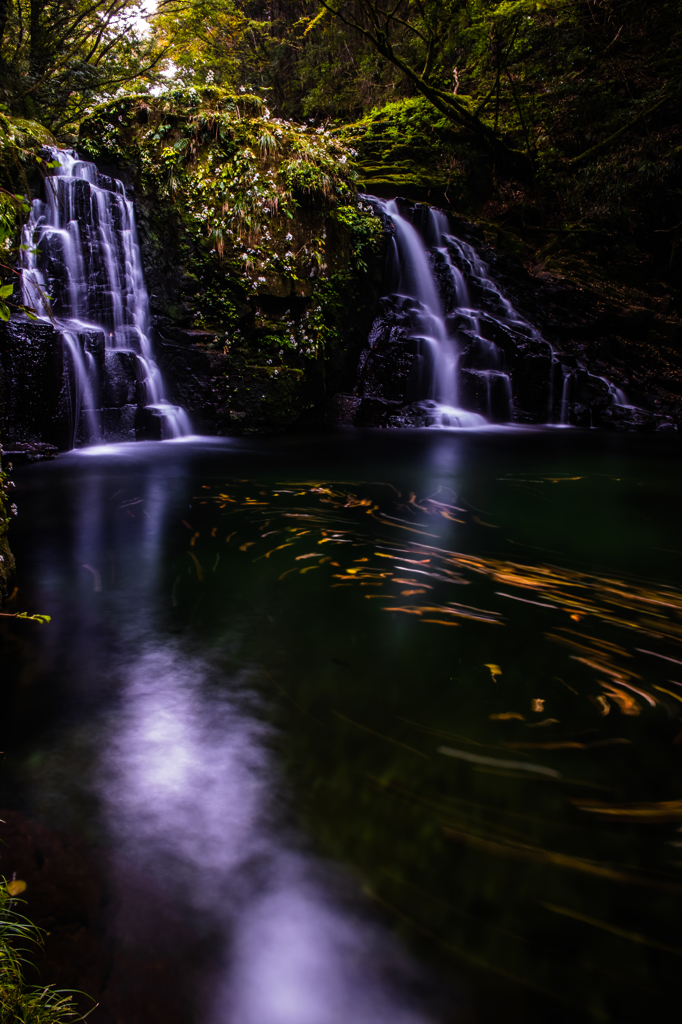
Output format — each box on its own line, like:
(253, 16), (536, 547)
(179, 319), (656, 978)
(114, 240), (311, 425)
(3, 429), (682, 1023)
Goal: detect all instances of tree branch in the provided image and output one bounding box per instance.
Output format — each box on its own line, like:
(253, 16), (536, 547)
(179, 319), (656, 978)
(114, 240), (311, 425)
(569, 94), (670, 165)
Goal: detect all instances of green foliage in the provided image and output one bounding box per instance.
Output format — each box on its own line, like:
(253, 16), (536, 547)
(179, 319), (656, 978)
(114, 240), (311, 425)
(0, 1), (164, 132)
(339, 96), (474, 202)
(152, 0), (250, 90)
(0, 882), (83, 1023)
(77, 86), (382, 390)
(0, 185), (31, 322)
(333, 201), (383, 272)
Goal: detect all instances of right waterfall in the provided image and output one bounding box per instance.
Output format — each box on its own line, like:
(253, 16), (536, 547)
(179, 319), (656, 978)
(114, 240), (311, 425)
(350, 196), (560, 428)
(344, 197), (650, 430)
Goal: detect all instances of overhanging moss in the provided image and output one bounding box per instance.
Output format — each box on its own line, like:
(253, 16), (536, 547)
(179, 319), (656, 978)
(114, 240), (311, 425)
(77, 88), (385, 434)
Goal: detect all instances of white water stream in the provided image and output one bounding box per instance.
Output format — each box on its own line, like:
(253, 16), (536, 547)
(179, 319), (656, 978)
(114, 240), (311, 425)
(370, 198), (636, 428)
(378, 199), (485, 427)
(21, 148), (191, 445)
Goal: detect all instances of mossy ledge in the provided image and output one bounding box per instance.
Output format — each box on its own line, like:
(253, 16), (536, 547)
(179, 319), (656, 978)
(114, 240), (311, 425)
(78, 88), (384, 435)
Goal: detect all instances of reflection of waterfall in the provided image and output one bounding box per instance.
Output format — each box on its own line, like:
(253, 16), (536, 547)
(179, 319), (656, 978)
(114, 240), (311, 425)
(21, 443), (440, 1024)
(21, 149), (191, 446)
(105, 646), (435, 1024)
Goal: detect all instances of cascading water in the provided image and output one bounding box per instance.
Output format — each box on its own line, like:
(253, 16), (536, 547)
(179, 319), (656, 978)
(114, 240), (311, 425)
(427, 207), (518, 424)
(377, 199), (485, 428)
(350, 197), (640, 430)
(21, 148), (191, 446)
(430, 213), (570, 425)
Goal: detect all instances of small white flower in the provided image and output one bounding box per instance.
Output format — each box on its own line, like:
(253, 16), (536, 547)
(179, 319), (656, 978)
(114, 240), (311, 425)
(285, 232), (293, 241)
(258, 276), (266, 283)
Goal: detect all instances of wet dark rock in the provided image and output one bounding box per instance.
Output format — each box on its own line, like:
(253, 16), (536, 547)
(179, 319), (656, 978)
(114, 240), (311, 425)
(156, 339), (215, 431)
(101, 405), (138, 441)
(151, 318), (218, 348)
(0, 441), (59, 463)
(154, 334), (321, 435)
(509, 347), (553, 424)
(0, 317), (76, 450)
(101, 351), (141, 407)
(459, 369), (512, 422)
(355, 396), (402, 427)
(135, 406), (164, 441)
(330, 394), (362, 425)
(385, 402), (430, 428)
(0, 316), (150, 449)
(597, 404), (661, 431)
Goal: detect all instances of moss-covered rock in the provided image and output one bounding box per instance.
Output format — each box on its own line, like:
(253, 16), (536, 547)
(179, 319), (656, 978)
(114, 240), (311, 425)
(77, 88), (385, 434)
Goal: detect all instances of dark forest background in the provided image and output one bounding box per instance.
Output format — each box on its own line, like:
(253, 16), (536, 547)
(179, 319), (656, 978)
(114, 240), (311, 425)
(1, 1), (681, 291)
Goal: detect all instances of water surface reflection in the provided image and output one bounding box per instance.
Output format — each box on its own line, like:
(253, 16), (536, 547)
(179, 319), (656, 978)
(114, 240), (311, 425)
(4, 429), (682, 1023)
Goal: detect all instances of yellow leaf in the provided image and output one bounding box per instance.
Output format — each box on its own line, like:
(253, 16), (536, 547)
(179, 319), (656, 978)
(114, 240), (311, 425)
(571, 798), (682, 823)
(7, 880), (26, 896)
(485, 664), (502, 681)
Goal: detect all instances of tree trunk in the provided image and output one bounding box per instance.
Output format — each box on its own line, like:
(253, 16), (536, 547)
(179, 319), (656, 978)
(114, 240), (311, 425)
(0, 0), (11, 54)
(30, 0), (41, 70)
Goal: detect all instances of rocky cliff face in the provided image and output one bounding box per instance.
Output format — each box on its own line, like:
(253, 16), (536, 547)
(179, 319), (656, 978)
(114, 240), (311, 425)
(0, 90), (385, 448)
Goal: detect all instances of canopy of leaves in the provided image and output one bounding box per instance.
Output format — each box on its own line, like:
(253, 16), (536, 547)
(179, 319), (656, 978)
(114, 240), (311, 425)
(0, 1), (166, 132)
(150, 1), (681, 287)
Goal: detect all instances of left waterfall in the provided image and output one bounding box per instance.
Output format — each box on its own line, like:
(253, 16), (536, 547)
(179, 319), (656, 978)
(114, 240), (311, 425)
(21, 148), (191, 446)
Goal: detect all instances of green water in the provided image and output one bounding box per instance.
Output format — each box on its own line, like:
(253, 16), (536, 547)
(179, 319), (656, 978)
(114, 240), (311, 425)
(4, 428), (682, 1022)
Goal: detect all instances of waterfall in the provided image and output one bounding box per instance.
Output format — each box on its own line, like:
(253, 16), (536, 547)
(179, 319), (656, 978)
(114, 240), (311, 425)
(348, 197), (653, 431)
(365, 200), (647, 431)
(376, 199), (484, 427)
(365, 198), (541, 427)
(21, 148), (191, 446)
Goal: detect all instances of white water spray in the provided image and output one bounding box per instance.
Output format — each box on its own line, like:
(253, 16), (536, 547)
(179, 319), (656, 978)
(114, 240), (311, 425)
(379, 200), (485, 427)
(21, 148), (191, 445)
